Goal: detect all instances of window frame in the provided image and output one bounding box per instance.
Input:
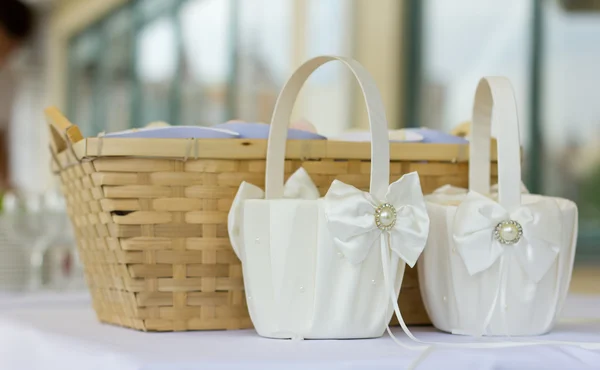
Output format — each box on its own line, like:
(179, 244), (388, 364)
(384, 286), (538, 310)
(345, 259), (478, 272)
(407, 0), (599, 258)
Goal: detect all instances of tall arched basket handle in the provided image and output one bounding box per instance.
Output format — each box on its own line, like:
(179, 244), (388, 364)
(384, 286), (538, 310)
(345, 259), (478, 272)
(265, 56), (390, 200)
(469, 77), (522, 210)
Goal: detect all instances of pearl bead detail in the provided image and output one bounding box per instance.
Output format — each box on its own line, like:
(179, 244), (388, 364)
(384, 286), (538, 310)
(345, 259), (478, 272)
(494, 220), (523, 245)
(380, 209), (394, 225)
(255, 237), (260, 244)
(371, 279), (376, 285)
(299, 286), (305, 293)
(375, 203), (397, 231)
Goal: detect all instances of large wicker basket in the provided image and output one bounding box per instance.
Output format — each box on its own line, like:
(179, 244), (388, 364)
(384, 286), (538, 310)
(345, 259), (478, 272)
(47, 107), (497, 331)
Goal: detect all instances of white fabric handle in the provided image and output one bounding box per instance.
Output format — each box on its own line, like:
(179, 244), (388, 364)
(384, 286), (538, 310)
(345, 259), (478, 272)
(469, 77), (522, 210)
(265, 56), (390, 200)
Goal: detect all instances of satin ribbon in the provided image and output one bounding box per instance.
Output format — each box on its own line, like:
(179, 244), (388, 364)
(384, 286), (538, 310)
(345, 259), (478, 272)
(230, 168), (600, 368)
(323, 172), (432, 364)
(384, 192), (599, 369)
(452, 191), (562, 336)
(382, 253), (600, 370)
(323, 172), (430, 266)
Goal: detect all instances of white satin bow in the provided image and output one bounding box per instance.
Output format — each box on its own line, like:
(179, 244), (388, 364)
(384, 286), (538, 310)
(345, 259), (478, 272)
(453, 192), (562, 283)
(452, 191), (563, 337)
(323, 172), (430, 266)
(227, 167), (320, 259)
(323, 172), (431, 362)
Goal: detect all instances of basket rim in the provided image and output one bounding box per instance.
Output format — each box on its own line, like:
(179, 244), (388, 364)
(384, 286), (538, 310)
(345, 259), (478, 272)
(51, 138), (502, 173)
(56, 137), (498, 163)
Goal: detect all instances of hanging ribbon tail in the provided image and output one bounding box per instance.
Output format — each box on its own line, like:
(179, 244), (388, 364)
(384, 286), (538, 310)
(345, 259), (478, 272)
(500, 256), (511, 339)
(452, 254), (507, 337)
(380, 235), (430, 352)
(378, 234), (600, 359)
(489, 254), (510, 338)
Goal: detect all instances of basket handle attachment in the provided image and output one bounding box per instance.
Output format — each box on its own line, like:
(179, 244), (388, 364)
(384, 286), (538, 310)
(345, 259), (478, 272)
(45, 107), (84, 165)
(469, 77), (522, 210)
(265, 56), (390, 200)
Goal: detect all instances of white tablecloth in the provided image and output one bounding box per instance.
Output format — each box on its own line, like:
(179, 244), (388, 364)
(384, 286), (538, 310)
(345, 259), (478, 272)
(0, 292), (599, 370)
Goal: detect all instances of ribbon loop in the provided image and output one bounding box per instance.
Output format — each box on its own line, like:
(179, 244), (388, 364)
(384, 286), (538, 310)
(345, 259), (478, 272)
(324, 172), (430, 266)
(452, 191), (564, 337)
(453, 191), (562, 282)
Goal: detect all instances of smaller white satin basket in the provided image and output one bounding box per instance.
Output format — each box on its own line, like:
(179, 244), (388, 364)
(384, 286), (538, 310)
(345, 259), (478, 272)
(419, 77), (578, 337)
(228, 56), (430, 339)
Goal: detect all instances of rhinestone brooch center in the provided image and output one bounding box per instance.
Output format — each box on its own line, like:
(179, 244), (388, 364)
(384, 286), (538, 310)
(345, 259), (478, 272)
(494, 220), (523, 245)
(375, 203), (397, 231)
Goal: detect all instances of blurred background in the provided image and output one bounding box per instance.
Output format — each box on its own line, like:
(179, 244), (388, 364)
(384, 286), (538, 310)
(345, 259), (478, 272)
(0, 0), (598, 293)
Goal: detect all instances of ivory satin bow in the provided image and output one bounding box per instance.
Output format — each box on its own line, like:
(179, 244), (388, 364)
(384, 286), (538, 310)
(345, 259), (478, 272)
(452, 191), (563, 336)
(323, 172), (431, 358)
(228, 167), (320, 259)
(453, 191), (562, 283)
(323, 172), (430, 267)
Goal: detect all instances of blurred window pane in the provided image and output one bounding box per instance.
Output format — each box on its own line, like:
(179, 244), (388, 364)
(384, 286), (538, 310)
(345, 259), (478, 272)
(67, 0), (355, 132)
(179, 0), (232, 126)
(300, 0), (354, 136)
(68, 29), (101, 136)
(421, 0), (531, 143)
(103, 8), (134, 133)
(139, 0), (176, 20)
(419, 0), (600, 255)
(136, 15), (178, 125)
(543, 1), (600, 252)
(235, 0), (294, 122)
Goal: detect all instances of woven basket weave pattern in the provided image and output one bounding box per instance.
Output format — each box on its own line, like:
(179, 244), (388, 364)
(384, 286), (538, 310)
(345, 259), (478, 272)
(58, 151), (485, 331)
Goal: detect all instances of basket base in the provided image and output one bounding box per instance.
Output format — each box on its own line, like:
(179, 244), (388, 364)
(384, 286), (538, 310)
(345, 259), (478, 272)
(96, 311), (254, 332)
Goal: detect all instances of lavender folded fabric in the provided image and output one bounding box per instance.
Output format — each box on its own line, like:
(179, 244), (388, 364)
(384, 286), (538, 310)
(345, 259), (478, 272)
(103, 126), (240, 139)
(407, 128), (468, 144)
(213, 122), (327, 140)
(331, 128), (467, 144)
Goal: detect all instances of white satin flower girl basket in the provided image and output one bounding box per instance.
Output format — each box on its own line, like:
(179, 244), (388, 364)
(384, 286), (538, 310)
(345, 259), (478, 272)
(228, 56), (430, 339)
(419, 77), (578, 337)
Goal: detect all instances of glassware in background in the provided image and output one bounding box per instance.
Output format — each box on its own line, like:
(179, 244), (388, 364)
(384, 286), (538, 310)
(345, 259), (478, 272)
(40, 189), (84, 291)
(0, 190), (84, 294)
(0, 191), (34, 292)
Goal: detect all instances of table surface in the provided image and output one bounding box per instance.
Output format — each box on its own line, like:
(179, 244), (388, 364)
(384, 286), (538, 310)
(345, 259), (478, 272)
(0, 292), (599, 370)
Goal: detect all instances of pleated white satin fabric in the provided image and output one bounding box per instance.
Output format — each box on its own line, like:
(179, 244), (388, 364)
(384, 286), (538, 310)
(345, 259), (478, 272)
(228, 169), (429, 339)
(419, 190), (578, 337)
(417, 76), (580, 338)
(228, 56), (431, 341)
